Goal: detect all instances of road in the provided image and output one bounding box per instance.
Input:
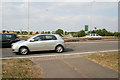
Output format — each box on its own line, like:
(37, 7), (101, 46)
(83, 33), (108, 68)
(1, 40), (119, 78)
(1, 40), (119, 58)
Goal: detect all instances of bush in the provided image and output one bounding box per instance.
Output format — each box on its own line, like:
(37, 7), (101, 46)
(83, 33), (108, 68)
(114, 32), (120, 37)
(72, 30), (86, 37)
(88, 29), (115, 36)
(35, 32), (39, 34)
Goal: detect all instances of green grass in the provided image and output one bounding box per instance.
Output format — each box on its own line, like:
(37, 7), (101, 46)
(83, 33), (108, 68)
(2, 58), (42, 78)
(84, 51), (119, 72)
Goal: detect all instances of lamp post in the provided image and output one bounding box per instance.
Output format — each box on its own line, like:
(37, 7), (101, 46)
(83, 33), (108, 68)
(27, 0), (30, 36)
(90, 0), (96, 31)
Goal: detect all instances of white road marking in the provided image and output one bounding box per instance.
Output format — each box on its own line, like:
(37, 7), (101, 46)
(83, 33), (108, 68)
(0, 49), (119, 60)
(66, 41), (119, 44)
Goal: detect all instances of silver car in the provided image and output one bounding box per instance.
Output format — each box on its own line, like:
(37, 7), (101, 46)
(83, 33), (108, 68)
(12, 34), (65, 55)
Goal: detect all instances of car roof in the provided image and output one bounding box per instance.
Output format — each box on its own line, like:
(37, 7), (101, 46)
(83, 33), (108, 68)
(36, 34), (59, 36)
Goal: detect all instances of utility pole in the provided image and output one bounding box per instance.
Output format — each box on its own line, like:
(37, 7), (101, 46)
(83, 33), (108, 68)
(27, 0), (30, 36)
(90, 1), (93, 31)
(90, 0), (95, 31)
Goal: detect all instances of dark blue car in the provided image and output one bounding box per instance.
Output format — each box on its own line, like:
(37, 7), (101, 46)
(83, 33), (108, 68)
(0, 34), (20, 47)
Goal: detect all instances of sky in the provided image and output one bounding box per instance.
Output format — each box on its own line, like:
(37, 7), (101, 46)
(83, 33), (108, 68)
(0, 0), (119, 32)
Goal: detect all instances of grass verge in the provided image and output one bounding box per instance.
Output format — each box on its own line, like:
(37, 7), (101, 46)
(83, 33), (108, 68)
(84, 51), (119, 72)
(2, 58), (42, 78)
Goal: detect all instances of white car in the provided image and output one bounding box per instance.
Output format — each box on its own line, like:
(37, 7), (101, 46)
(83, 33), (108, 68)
(12, 34), (65, 55)
(86, 33), (102, 38)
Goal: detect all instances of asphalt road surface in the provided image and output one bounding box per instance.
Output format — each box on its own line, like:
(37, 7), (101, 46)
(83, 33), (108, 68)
(1, 40), (119, 78)
(1, 40), (119, 58)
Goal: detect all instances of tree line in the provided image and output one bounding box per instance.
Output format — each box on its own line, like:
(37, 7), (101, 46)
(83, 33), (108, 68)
(54, 29), (120, 37)
(2, 28), (120, 37)
(87, 29), (120, 37)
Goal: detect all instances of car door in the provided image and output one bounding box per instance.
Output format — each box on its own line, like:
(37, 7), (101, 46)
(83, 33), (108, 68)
(28, 35), (46, 51)
(42, 35), (57, 50)
(2, 34), (11, 47)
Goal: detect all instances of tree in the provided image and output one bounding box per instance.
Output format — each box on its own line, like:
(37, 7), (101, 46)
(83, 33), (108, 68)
(17, 31), (20, 34)
(65, 31), (68, 35)
(88, 31), (93, 33)
(48, 31), (50, 34)
(94, 27), (97, 30)
(2, 30), (6, 33)
(7, 31), (9, 33)
(114, 32), (120, 37)
(21, 31), (24, 34)
(88, 28), (118, 36)
(72, 30), (86, 37)
(55, 29), (64, 36)
(91, 30), (96, 33)
(30, 32), (33, 35)
(41, 31), (44, 34)
(45, 32), (48, 34)
(35, 32), (39, 34)
(101, 29), (108, 36)
(96, 29), (102, 35)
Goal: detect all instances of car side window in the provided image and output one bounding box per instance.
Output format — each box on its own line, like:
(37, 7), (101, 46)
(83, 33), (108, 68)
(33, 35), (45, 41)
(5, 35), (13, 39)
(93, 34), (95, 36)
(96, 34), (99, 36)
(44, 35), (57, 40)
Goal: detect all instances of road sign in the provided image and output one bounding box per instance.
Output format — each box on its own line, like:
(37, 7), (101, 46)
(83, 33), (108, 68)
(85, 25), (88, 31)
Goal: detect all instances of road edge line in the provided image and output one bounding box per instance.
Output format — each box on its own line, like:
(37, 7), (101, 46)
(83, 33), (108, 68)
(1, 49), (119, 60)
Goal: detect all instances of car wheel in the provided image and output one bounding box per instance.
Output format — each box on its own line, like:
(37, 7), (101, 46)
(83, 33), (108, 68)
(19, 47), (29, 55)
(55, 45), (64, 53)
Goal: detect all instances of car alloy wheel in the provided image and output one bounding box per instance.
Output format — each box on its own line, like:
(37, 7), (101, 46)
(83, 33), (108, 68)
(19, 47), (29, 55)
(56, 46), (64, 53)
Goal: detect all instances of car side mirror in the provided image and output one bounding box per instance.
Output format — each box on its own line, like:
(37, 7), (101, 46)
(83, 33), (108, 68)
(30, 39), (34, 42)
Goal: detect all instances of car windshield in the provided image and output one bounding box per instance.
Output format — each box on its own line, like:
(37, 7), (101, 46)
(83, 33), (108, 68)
(27, 35), (36, 41)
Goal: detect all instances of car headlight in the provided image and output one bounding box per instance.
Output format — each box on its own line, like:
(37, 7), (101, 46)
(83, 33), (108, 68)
(12, 43), (18, 48)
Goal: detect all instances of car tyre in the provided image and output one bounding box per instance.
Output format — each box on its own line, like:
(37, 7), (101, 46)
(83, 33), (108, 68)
(55, 45), (64, 53)
(19, 47), (29, 55)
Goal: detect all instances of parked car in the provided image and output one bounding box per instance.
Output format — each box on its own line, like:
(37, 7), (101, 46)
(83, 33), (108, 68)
(0, 34), (20, 47)
(86, 33), (102, 38)
(12, 34), (65, 54)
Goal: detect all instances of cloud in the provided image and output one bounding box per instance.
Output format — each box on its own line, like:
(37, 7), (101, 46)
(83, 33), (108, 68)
(3, 0), (120, 2)
(1, 2), (118, 32)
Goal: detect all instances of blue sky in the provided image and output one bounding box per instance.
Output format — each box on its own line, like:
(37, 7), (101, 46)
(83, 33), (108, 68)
(1, 1), (119, 32)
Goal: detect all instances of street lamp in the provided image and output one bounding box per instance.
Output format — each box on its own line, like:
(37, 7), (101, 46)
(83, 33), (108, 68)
(27, 0), (30, 36)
